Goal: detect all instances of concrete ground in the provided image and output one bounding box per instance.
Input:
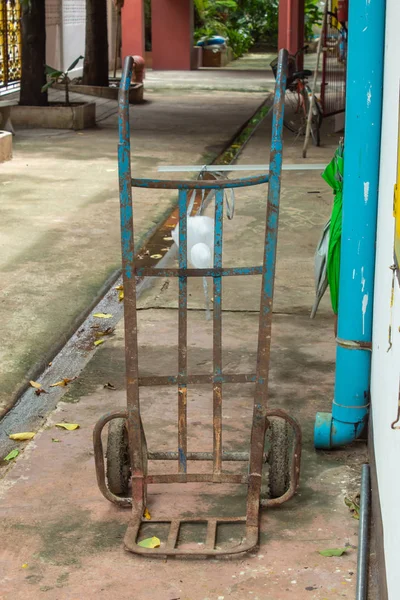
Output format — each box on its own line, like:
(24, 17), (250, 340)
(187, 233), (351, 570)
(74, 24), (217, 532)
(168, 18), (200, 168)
(0, 81), (266, 416)
(141, 52), (320, 93)
(0, 108), (367, 598)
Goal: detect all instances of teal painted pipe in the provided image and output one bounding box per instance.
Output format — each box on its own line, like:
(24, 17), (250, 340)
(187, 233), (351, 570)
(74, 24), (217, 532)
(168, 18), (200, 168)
(314, 0), (386, 449)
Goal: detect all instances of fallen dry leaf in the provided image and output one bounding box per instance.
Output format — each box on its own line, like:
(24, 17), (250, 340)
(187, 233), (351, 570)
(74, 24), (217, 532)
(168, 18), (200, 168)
(48, 362), (52, 367)
(137, 536), (160, 549)
(318, 548), (347, 557)
(52, 438), (61, 443)
(9, 432), (35, 441)
(93, 313), (113, 319)
(50, 378), (75, 388)
(4, 449), (19, 461)
(95, 327), (114, 338)
(150, 254), (162, 260)
(118, 290), (124, 302)
(104, 382), (116, 390)
(29, 380), (43, 389)
(94, 339), (105, 347)
(21, 564), (28, 569)
(114, 284), (124, 291)
(143, 508), (151, 520)
(35, 388), (48, 396)
(55, 423), (80, 431)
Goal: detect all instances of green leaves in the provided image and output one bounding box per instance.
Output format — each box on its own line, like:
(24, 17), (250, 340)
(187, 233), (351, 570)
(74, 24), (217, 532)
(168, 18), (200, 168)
(66, 56), (84, 74)
(318, 548), (347, 557)
(4, 449), (19, 462)
(45, 65), (63, 77)
(41, 81), (54, 93)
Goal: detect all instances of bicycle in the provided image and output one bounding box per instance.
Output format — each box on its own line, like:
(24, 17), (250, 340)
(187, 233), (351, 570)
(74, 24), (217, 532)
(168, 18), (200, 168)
(271, 45), (322, 146)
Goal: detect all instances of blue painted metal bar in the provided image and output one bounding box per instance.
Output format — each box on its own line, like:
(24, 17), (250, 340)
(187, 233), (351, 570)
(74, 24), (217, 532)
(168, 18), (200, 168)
(135, 266), (263, 277)
(117, 56), (146, 509)
(213, 189), (224, 474)
(178, 189), (188, 475)
(247, 48), (288, 527)
(314, 0), (386, 449)
(131, 174), (269, 190)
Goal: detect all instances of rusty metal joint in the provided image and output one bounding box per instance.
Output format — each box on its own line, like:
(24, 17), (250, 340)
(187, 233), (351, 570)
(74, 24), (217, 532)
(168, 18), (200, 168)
(336, 337), (372, 351)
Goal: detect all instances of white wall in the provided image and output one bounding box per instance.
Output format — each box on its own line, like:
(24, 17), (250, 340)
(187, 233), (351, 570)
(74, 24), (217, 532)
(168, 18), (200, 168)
(46, 0), (117, 78)
(370, 0), (400, 597)
(46, 0), (62, 70)
(61, 0), (85, 76)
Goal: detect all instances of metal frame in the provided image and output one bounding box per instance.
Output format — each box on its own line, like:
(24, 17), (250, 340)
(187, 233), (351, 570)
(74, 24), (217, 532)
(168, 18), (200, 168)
(94, 48), (302, 557)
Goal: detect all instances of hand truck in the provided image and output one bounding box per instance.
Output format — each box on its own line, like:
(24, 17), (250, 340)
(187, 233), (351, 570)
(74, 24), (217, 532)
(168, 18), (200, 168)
(93, 48), (302, 558)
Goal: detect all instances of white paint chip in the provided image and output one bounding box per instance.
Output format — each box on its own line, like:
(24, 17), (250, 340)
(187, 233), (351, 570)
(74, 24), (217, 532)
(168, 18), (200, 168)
(363, 181), (370, 204)
(362, 293), (369, 334)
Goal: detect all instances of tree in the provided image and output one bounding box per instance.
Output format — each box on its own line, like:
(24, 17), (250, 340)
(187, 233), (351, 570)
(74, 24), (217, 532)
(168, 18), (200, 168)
(82, 0), (109, 86)
(19, 0), (48, 106)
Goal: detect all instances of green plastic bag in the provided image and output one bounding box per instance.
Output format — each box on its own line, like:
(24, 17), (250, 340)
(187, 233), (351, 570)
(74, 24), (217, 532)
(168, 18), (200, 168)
(322, 144), (344, 314)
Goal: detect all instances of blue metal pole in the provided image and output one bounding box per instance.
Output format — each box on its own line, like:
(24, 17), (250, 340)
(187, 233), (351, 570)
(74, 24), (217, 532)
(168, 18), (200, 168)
(314, 0), (386, 448)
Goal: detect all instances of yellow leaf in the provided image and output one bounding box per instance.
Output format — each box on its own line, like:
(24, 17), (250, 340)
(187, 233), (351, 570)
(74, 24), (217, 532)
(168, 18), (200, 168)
(163, 236), (173, 241)
(55, 423), (80, 431)
(93, 313), (113, 319)
(118, 290), (124, 302)
(50, 378), (74, 388)
(138, 536), (160, 549)
(150, 254), (162, 259)
(21, 564), (28, 569)
(94, 339), (105, 346)
(114, 284), (124, 291)
(9, 432), (35, 441)
(143, 508), (151, 520)
(52, 438), (61, 443)
(29, 380), (42, 389)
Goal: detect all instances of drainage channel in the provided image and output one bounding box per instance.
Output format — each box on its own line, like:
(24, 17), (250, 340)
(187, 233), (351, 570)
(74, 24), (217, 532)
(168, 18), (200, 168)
(0, 95), (274, 462)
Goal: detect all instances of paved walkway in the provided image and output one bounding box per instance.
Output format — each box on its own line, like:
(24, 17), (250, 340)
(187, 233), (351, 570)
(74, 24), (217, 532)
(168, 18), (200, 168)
(0, 109), (366, 598)
(0, 83), (265, 416)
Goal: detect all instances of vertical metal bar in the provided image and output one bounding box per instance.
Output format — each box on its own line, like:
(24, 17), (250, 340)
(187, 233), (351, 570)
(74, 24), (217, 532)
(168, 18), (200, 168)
(213, 189), (223, 474)
(178, 189), (188, 475)
(117, 57), (144, 515)
(206, 519), (218, 549)
(356, 464), (370, 600)
(166, 520), (181, 550)
(247, 49), (288, 527)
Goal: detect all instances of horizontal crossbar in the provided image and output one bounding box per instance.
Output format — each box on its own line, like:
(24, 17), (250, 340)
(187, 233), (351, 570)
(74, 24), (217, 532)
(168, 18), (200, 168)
(135, 266), (262, 278)
(131, 173), (269, 190)
(138, 373), (257, 386)
(143, 473), (247, 484)
(148, 450), (251, 461)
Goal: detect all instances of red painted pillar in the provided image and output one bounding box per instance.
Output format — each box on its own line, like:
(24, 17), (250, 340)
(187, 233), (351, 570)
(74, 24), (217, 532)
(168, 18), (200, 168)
(278, 0), (303, 56)
(151, 0), (193, 70)
(121, 0), (145, 62)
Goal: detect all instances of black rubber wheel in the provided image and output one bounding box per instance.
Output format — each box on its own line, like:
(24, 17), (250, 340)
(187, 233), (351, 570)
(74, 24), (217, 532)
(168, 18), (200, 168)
(266, 417), (292, 499)
(106, 418), (147, 499)
(283, 87), (308, 136)
(284, 86), (322, 147)
(310, 97), (322, 147)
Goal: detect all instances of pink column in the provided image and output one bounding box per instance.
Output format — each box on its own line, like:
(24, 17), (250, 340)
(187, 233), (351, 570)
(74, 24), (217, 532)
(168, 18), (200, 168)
(151, 0), (194, 70)
(121, 0), (145, 62)
(278, 0), (303, 56)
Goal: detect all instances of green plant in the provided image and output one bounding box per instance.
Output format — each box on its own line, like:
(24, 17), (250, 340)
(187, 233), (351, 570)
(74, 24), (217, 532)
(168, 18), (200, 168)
(194, 0), (237, 38)
(41, 56), (84, 105)
(305, 0), (323, 41)
(226, 28), (253, 58)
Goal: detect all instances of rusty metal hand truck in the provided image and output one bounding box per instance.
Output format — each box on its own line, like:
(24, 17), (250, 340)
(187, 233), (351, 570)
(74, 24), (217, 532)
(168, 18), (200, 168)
(93, 48), (302, 558)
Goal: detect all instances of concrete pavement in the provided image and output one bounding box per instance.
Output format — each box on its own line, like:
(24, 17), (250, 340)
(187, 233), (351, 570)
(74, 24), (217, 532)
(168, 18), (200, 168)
(0, 111), (367, 598)
(0, 84), (265, 416)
